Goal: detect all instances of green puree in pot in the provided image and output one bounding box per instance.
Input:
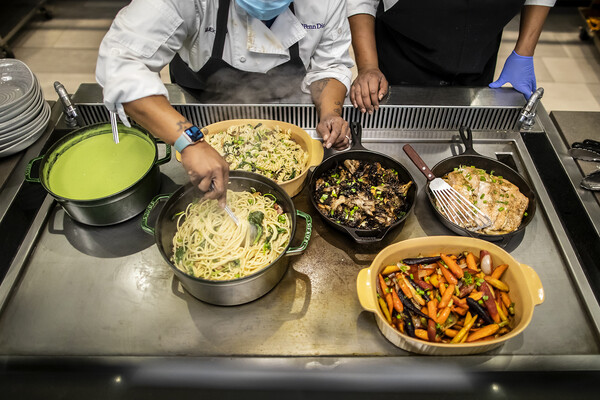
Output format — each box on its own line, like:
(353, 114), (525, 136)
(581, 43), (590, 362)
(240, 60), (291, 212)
(48, 133), (155, 200)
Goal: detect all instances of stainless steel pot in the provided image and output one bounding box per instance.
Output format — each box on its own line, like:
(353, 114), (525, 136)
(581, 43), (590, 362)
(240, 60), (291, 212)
(141, 171), (312, 306)
(25, 122), (171, 226)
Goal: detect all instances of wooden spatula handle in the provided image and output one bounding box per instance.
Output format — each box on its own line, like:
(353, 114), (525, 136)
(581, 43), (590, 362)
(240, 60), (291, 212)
(403, 144), (436, 181)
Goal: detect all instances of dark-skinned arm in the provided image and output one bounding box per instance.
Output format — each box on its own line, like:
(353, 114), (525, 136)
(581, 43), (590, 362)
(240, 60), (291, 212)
(124, 95), (229, 205)
(515, 5), (551, 56)
(349, 13), (388, 114)
(309, 78), (350, 150)
(489, 5), (551, 98)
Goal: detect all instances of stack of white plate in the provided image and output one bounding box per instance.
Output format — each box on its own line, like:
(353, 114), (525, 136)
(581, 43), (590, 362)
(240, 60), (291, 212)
(0, 59), (51, 158)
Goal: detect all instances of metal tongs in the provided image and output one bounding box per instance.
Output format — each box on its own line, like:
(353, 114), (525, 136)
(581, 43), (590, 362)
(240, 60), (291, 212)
(569, 139), (600, 162)
(568, 139), (600, 191)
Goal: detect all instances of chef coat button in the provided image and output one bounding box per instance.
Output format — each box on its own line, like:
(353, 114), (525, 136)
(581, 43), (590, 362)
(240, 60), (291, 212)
(240, 56), (246, 63)
(338, 28), (342, 34)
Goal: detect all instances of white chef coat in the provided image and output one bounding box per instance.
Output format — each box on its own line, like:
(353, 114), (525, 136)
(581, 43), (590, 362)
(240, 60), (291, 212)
(347, 0), (556, 17)
(96, 0), (353, 122)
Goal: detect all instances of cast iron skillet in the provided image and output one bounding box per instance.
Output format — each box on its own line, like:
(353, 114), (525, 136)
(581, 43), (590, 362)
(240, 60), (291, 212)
(404, 126), (536, 244)
(308, 122), (417, 244)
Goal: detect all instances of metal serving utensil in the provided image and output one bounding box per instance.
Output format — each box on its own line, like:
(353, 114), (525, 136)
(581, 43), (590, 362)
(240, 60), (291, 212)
(403, 144), (492, 232)
(581, 170), (600, 191)
(568, 147), (600, 163)
(572, 139), (600, 153)
(224, 204), (239, 226)
(109, 110), (119, 144)
(208, 182), (239, 226)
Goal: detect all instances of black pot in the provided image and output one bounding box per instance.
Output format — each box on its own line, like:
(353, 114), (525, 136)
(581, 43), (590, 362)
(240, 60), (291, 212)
(25, 123), (170, 226)
(404, 126), (536, 244)
(141, 171), (312, 306)
(308, 122), (417, 244)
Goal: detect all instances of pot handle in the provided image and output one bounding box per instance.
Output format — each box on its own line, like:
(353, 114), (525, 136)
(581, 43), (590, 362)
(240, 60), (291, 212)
(286, 210), (312, 256)
(141, 194), (171, 235)
(356, 267), (378, 312)
(24, 155), (44, 183)
(154, 140), (172, 166)
(521, 263), (545, 306)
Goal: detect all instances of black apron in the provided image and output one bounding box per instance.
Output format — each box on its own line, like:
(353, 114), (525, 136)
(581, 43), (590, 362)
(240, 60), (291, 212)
(375, 0), (525, 86)
(170, 0), (305, 102)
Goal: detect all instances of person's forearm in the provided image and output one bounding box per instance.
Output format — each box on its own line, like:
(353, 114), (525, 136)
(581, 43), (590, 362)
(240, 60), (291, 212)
(123, 95), (193, 145)
(349, 14), (378, 72)
(309, 78), (346, 118)
(515, 5), (551, 56)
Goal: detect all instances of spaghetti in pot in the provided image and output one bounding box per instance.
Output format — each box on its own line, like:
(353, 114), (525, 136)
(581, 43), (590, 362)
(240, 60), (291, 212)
(206, 123), (308, 182)
(171, 190), (291, 281)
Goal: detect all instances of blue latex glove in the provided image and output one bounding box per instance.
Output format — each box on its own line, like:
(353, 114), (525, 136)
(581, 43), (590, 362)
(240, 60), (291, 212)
(489, 50), (536, 99)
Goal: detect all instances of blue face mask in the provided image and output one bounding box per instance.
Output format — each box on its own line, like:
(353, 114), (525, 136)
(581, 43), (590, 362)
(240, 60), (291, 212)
(235, 0), (293, 21)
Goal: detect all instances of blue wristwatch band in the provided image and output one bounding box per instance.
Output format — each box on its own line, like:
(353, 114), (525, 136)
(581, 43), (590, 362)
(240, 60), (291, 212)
(174, 135), (190, 153)
(174, 125), (204, 153)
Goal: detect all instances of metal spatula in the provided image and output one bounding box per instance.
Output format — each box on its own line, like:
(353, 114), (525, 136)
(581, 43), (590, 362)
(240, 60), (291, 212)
(403, 144), (492, 232)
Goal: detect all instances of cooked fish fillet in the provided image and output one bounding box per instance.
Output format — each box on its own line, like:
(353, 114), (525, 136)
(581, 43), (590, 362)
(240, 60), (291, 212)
(443, 166), (529, 235)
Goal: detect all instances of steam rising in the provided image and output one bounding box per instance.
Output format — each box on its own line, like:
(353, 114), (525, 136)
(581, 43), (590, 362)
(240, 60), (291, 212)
(175, 65), (306, 103)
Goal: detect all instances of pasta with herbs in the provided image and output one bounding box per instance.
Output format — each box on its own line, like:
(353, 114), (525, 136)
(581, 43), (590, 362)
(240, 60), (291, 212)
(206, 123), (308, 182)
(172, 190), (291, 281)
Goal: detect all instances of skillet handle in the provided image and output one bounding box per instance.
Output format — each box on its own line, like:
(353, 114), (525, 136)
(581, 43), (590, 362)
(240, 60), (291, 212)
(349, 121), (367, 151)
(347, 226), (390, 244)
(141, 194), (171, 235)
(286, 210), (312, 256)
(403, 144), (435, 181)
(458, 126), (479, 156)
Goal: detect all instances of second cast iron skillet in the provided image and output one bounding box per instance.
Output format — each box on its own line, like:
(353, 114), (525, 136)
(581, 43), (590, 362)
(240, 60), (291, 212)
(309, 122), (417, 244)
(404, 126), (537, 245)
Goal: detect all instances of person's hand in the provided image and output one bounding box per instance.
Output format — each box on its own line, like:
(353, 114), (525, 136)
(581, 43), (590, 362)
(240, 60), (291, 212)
(350, 67), (389, 114)
(489, 50), (536, 99)
(180, 142), (230, 207)
(317, 113), (350, 150)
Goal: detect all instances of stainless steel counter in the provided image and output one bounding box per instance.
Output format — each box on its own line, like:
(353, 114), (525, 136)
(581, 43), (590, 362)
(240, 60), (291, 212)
(1, 86), (599, 397)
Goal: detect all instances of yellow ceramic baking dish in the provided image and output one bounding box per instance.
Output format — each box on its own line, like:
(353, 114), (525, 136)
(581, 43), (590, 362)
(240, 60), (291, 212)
(175, 119), (324, 197)
(356, 236), (544, 355)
